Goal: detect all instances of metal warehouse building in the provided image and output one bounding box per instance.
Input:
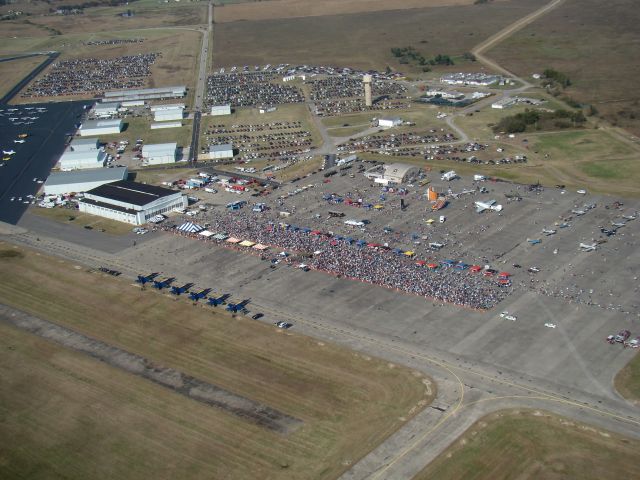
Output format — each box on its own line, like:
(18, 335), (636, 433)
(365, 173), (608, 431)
(102, 85), (186, 103)
(150, 121), (181, 130)
(142, 143), (178, 165)
(69, 137), (100, 152)
(44, 167), (128, 195)
(79, 180), (187, 225)
(203, 143), (234, 160)
(93, 102), (120, 117)
(210, 104), (231, 116)
(58, 149), (107, 170)
(79, 119), (123, 136)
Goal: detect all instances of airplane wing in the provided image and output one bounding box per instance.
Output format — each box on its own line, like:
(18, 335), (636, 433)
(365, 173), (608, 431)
(475, 205), (486, 213)
(486, 199), (496, 206)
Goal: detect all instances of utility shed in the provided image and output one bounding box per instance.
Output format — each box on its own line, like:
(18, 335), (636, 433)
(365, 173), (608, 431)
(79, 119), (123, 136)
(44, 167), (128, 195)
(142, 142), (178, 165)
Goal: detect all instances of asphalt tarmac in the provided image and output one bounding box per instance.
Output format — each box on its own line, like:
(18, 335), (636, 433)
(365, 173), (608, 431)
(0, 100), (91, 225)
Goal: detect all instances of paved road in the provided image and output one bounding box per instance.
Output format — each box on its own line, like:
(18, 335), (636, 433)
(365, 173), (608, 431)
(189, 1), (212, 165)
(0, 52), (59, 104)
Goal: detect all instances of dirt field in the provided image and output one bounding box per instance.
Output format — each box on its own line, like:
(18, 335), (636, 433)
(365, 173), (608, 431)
(0, 56), (44, 99)
(488, 0), (640, 136)
(212, 0), (542, 73)
(415, 409), (640, 480)
(213, 0), (488, 23)
(0, 244), (432, 480)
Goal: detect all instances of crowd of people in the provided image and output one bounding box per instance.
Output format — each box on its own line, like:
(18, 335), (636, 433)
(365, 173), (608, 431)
(161, 210), (510, 310)
(22, 53), (160, 97)
(205, 72), (305, 107)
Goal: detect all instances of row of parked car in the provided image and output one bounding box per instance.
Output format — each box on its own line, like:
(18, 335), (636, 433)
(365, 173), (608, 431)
(607, 330), (639, 347)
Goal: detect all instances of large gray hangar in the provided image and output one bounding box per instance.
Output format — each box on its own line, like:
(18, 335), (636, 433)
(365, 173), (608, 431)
(44, 167), (128, 195)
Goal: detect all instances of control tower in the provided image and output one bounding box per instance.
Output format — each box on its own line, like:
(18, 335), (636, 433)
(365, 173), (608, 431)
(363, 74), (372, 107)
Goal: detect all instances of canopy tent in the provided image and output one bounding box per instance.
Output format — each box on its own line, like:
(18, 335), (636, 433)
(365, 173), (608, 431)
(427, 263), (439, 270)
(470, 265), (482, 272)
(213, 233), (229, 240)
(416, 260), (427, 266)
(177, 222), (204, 233)
(252, 244), (269, 250)
(226, 237), (241, 244)
(198, 230), (214, 237)
(404, 251), (415, 257)
(239, 240), (255, 247)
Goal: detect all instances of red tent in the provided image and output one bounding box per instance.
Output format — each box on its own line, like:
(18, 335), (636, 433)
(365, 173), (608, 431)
(427, 263), (438, 269)
(416, 260), (427, 266)
(470, 265), (482, 272)
(311, 230), (322, 235)
(498, 272), (511, 279)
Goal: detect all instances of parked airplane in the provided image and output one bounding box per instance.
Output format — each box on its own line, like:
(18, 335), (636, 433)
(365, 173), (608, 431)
(622, 214), (636, 220)
(14, 139), (25, 144)
(170, 283), (193, 295)
(558, 222), (570, 228)
(189, 288), (211, 301)
(579, 242), (597, 252)
(429, 242), (445, 250)
(207, 293), (230, 306)
(136, 273), (158, 284)
(226, 299), (250, 313)
(571, 209), (585, 216)
(612, 221), (626, 228)
(152, 277), (175, 289)
(542, 228), (557, 236)
(475, 199), (503, 213)
(2, 150), (16, 155)
(527, 238), (542, 245)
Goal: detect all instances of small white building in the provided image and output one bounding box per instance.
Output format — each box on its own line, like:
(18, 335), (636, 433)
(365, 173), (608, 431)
(58, 149), (107, 170)
(79, 119), (123, 136)
(378, 117), (403, 128)
(152, 104), (184, 122)
(150, 122), (182, 129)
(210, 104), (231, 116)
(44, 167), (128, 195)
(491, 97), (517, 109)
(142, 142), (178, 165)
(94, 102), (120, 117)
(79, 180), (188, 225)
(69, 137), (100, 152)
(206, 144), (234, 160)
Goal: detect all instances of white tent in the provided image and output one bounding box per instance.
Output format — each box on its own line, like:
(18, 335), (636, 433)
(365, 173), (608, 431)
(177, 222), (204, 233)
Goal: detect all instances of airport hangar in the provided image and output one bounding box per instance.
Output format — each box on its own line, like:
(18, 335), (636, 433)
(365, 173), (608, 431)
(365, 163), (420, 184)
(44, 167), (128, 195)
(58, 136), (105, 170)
(142, 143), (178, 165)
(79, 119), (123, 136)
(79, 180), (187, 225)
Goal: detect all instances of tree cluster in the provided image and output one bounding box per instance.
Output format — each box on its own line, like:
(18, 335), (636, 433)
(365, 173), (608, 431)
(390, 47), (454, 70)
(493, 108), (586, 134)
(542, 68), (571, 88)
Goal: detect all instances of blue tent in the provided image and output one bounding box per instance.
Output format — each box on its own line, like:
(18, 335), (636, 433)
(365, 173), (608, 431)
(356, 240), (367, 247)
(393, 248), (403, 255)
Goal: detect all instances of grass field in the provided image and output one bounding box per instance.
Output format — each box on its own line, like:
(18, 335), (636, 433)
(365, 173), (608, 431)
(488, 0), (640, 136)
(213, 0), (480, 22)
(0, 244), (432, 479)
(99, 116), (194, 148)
(201, 104), (323, 148)
(415, 409), (640, 479)
(614, 354), (640, 405)
(13, 29), (202, 102)
(1, 4), (206, 37)
(0, 55), (44, 99)
(30, 206), (134, 235)
(212, 0), (541, 73)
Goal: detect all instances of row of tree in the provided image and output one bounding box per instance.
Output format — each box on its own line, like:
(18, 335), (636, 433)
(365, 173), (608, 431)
(390, 47), (454, 69)
(493, 108), (586, 134)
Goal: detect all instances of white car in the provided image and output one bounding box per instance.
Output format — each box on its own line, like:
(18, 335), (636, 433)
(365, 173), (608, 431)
(500, 312), (517, 321)
(544, 323), (557, 329)
(629, 337), (640, 348)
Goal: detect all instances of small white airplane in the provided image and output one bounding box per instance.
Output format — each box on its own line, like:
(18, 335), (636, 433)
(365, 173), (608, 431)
(571, 209), (585, 216)
(14, 139), (25, 144)
(429, 242), (445, 250)
(542, 228), (557, 236)
(475, 199), (503, 213)
(612, 221), (626, 228)
(622, 214), (636, 220)
(3, 149), (16, 155)
(579, 242), (597, 252)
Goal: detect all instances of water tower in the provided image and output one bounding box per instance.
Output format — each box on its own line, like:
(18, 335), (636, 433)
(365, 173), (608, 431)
(363, 74), (372, 107)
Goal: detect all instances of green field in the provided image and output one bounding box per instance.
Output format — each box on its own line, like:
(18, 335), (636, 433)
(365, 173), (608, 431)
(99, 117), (194, 149)
(415, 409), (640, 480)
(488, 0), (640, 136)
(0, 244), (432, 480)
